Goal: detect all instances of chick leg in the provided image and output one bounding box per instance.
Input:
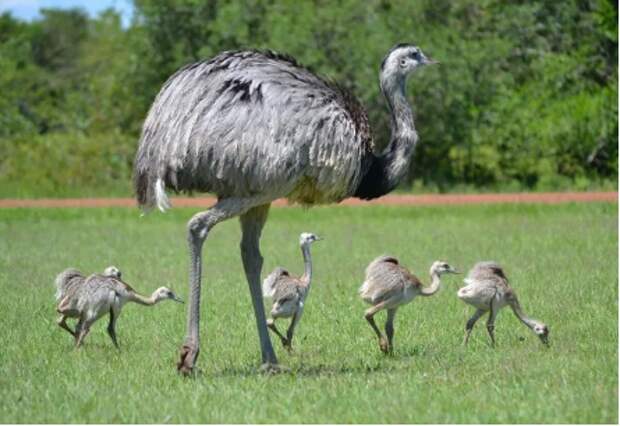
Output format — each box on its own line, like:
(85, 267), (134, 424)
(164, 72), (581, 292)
(364, 302), (389, 354)
(284, 311), (302, 351)
(107, 308), (120, 349)
(385, 308), (397, 355)
(75, 318), (94, 348)
(463, 309), (485, 346)
(267, 318), (288, 347)
(57, 315), (76, 337)
(486, 300), (499, 347)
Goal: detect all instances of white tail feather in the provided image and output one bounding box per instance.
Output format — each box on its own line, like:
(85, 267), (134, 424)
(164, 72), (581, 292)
(54, 268), (83, 301)
(155, 178), (171, 212)
(262, 267), (287, 298)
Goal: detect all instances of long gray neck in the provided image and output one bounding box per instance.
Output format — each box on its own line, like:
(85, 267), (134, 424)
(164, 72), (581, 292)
(419, 270), (441, 297)
(509, 298), (537, 329)
(380, 73), (418, 189)
(300, 243), (312, 286)
(129, 291), (159, 306)
(354, 72), (418, 200)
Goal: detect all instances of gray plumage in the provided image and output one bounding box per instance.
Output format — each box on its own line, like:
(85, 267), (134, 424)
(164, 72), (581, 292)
(261, 267), (290, 299)
(54, 267), (183, 348)
(132, 45), (437, 374)
(458, 261), (549, 346)
(263, 232), (321, 350)
(54, 268), (84, 304)
(360, 256), (458, 354)
(54, 266), (120, 311)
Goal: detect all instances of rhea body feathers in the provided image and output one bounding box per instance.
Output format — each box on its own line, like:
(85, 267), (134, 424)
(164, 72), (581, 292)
(135, 50), (370, 210)
(360, 256), (457, 306)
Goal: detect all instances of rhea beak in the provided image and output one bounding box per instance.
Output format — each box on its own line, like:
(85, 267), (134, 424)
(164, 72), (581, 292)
(449, 268), (460, 274)
(424, 57), (439, 65)
(172, 295), (184, 304)
(314, 236), (323, 242)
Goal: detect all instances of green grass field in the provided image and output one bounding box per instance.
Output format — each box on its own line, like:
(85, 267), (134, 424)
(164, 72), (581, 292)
(0, 202), (617, 423)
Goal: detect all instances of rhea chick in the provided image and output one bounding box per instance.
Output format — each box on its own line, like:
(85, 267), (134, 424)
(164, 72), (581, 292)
(54, 267), (183, 348)
(262, 232), (321, 351)
(360, 256), (459, 354)
(457, 261), (549, 346)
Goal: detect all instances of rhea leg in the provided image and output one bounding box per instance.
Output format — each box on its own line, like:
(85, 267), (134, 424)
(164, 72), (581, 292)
(75, 317), (94, 348)
(486, 300), (499, 347)
(385, 308), (397, 355)
(74, 317), (84, 344)
(267, 318), (288, 347)
(107, 307), (119, 349)
(284, 309), (303, 351)
(364, 302), (389, 353)
(177, 199), (252, 375)
(240, 204), (279, 370)
(56, 302), (78, 338)
(57, 315), (75, 337)
(463, 309), (485, 346)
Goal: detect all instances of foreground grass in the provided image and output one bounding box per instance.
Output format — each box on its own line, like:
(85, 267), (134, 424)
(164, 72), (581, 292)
(0, 202), (617, 423)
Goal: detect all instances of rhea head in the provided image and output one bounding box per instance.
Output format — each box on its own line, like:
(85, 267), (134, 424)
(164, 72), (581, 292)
(533, 321), (550, 346)
(380, 44), (437, 83)
(299, 232), (322, 247)
(430, 260), (460, 276)
(103, 265), (122, 279)
(154, 287), (184, 303)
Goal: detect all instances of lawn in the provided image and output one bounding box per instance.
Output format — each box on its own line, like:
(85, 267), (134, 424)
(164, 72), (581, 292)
(0, 202), (617, 423)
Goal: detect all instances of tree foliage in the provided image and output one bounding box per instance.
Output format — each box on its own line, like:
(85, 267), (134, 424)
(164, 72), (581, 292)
(0, 0), (617, 197)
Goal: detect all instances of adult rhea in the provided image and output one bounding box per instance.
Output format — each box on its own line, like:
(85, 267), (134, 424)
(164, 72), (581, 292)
(133, 44), (437, 374)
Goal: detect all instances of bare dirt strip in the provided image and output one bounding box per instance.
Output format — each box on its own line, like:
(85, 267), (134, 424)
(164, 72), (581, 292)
(0, 192), (616, 208)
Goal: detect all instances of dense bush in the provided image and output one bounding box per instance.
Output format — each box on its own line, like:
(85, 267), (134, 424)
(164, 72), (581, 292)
(0, 0), (617, 197)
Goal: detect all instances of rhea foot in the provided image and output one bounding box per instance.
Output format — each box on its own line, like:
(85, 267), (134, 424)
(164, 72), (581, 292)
(177, 344), (199, 376)
(281, 338), (294, 352)
(379, 337), (389, 354)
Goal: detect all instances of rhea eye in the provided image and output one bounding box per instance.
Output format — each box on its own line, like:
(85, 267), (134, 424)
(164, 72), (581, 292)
(399, 58), (407, 66)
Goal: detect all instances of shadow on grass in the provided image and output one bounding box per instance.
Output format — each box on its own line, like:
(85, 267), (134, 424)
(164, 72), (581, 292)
(187, 346), (438, 379)
(203, 362), (390, 378)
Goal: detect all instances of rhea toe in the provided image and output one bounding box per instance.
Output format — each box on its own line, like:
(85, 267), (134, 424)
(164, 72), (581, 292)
(55, 266), (183, 348)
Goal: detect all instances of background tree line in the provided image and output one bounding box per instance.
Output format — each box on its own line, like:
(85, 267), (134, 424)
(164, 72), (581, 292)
(0, 0), (617, 197)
